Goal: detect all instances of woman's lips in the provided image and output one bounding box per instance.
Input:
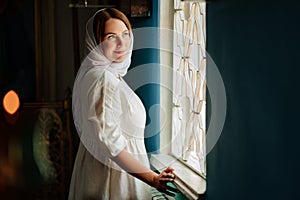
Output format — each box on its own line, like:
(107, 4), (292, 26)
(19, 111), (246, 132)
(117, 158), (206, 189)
(114, 50), (128, 58)
(114, 50), (127, 55)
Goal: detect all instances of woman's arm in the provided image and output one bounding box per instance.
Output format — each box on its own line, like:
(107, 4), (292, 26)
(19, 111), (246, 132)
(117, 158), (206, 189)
(112, 149), (178, 196)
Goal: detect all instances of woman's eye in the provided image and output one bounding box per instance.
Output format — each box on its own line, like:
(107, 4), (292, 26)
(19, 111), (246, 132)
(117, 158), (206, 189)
(122, 32), (130, 38)
(107, 35), (116, 40)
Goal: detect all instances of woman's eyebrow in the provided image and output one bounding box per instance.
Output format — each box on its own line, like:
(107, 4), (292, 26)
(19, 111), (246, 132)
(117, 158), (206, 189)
(104, 32), (116, 37)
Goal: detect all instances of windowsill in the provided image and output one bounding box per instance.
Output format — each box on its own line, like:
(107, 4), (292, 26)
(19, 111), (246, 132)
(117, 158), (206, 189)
(150, 154), (206, 200)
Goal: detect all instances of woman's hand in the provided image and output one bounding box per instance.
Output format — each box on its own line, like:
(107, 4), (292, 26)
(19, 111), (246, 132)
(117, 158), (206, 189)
(112, 150), (179, 196)
(152, 167), (179, 197)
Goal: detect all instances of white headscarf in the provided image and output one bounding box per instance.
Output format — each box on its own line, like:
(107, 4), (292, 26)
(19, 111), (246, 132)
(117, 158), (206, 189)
(81, 8), (133, 78)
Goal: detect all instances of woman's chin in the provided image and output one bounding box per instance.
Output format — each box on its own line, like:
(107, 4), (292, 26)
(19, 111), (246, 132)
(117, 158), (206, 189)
(113, 55), (127, 63)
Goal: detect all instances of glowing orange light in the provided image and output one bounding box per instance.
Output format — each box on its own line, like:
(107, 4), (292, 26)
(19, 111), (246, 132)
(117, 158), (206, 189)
(3, 90), (20, 115)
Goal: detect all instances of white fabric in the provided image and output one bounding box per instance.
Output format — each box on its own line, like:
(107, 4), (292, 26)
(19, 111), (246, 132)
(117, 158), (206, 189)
(69, 9), (151, 199)
(83, 9), (133, 77)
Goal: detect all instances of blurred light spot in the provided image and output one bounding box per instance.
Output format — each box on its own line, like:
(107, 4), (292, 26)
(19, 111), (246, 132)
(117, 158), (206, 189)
(3, 90), (20, 115)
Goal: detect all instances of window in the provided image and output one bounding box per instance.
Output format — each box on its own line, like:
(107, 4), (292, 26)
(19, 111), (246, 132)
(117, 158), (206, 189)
(151, 1), (207, 198)
(171, 0), (206, 176)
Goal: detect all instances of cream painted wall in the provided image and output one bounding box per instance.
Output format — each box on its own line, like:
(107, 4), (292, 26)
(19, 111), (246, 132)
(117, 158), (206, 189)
(159, 0), (174, 154)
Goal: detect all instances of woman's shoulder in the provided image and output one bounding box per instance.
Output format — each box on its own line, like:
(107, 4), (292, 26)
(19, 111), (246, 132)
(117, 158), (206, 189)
(86, 68), (120, 87)
(85, 67), (116, 80)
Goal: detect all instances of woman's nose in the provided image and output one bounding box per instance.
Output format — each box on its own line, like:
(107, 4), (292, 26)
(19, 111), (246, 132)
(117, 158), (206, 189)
(116, 36), (124, 47)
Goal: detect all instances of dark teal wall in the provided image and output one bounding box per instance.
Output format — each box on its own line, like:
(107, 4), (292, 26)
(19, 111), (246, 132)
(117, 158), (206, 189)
(207, 1), (300, 199)
(128, 0), (160, 154)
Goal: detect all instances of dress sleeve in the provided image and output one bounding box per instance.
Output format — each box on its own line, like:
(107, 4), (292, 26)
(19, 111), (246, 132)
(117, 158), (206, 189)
(87, 71), (126, 158)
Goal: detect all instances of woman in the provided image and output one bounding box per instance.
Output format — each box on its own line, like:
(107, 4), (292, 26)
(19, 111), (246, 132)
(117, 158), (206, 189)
(69, 8), (177, 199)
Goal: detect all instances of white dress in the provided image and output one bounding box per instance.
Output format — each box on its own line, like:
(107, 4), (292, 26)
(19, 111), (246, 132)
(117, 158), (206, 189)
(69, 67), (151, 200)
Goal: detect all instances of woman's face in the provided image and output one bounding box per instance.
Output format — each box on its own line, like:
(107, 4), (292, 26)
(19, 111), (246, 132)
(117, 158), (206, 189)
(101, 18), (131, 62)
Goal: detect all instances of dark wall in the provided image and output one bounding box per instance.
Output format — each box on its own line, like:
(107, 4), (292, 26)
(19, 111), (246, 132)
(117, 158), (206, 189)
(206, 1), (300, 199)
(0, 0), (35, 101)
